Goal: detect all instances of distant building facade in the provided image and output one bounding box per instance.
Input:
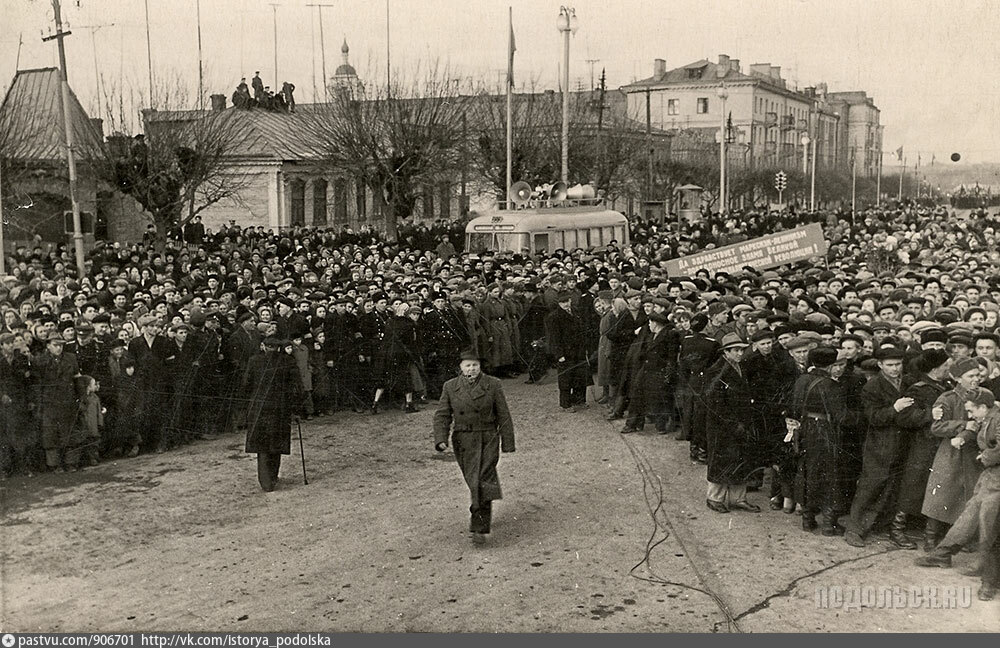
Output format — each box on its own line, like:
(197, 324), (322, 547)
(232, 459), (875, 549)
(827, 90), (883, 178)
(620, 55), (882, 176)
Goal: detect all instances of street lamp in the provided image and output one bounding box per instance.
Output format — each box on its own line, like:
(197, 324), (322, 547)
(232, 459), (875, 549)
(717, 85), (728, 214)
(557, 6), (577, 185)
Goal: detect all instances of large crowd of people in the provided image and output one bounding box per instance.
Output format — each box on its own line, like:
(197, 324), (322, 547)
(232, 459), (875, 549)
(0, 202), (998, 601)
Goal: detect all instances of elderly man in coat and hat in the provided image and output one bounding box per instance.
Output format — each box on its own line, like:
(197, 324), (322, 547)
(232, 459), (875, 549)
(433, 349), (515, 545)
(704, 332), (760, 513)
(243, 337), (305, 492)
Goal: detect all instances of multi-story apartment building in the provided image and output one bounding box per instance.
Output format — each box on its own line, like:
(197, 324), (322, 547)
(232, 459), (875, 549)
(621, 55), (881, 176)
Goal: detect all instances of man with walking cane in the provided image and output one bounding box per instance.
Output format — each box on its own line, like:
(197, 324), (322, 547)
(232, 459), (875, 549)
(434, 349), (515, 545)
(243, 337), (305, 492)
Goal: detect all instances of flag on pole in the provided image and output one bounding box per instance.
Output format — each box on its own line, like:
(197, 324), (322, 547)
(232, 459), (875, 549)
(896, 146), (903, 161)
(917, 153), (921, 168)
(507, 13), (516, 88)
(931, 153), (936, 166)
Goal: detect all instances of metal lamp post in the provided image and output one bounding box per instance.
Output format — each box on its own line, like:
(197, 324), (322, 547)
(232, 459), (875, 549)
(717, 85), (728, 214)
(557, 6), (577, 185)
(801, 133), (815, 210)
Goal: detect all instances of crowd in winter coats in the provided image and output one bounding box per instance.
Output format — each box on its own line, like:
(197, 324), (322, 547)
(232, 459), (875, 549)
(0, 203), (998, 600)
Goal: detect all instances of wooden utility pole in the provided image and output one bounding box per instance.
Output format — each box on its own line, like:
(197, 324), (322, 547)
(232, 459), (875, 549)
(44, 0), (86, 277)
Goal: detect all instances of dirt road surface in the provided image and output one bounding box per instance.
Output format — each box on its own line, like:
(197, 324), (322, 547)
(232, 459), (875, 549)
(2, 377), (997, 632)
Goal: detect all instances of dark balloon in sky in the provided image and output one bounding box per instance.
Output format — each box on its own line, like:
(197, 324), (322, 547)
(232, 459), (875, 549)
(951, 152), (961, 162)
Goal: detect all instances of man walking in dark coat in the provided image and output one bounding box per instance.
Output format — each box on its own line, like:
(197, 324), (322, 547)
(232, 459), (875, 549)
(705, 333), (760, 513)
(243, 337), (304, 492)
(433, 350), (515, 544)
(545, 291), (589, 410)
(844, 346), (918, 547)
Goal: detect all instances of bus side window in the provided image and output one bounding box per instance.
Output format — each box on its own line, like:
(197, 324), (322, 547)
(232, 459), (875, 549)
(602, 226), (613, 244)
(560, 230), (573, 250)
(534, 233), (549, 254)
(580, 228), (591, 249)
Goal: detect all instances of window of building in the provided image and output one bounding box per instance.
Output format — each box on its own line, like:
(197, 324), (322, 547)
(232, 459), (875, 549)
(696, 98), (709, 114)
(289, 179), (305, 226)
(312, 179), (328, 226)
(667, 99), (678, 115)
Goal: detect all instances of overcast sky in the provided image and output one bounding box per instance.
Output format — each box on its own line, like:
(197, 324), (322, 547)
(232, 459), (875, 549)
(2, 0), (998, 164)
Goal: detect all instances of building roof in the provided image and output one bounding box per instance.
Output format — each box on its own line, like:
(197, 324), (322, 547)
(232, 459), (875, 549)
(144, 107), (326, 161)
(620, 58), (810, 104)
(0, 67), (104, 162)
(144, 88), (666, 163)
(622, 59), (750, 90)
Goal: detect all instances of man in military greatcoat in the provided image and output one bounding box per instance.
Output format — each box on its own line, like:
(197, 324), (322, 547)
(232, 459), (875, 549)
(433, 350), (515, 544)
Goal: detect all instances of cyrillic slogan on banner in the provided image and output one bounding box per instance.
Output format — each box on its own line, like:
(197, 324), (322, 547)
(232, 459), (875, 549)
(663, 223), (827, 276)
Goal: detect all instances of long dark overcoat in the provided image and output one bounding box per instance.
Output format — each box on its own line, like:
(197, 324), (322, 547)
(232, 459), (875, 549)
(244, 350), (304, 455)
(846, 372), (913, 535)
(704, 358), (754, 485)
(33, 350), (79, 452)
(895, 374), (949, 516)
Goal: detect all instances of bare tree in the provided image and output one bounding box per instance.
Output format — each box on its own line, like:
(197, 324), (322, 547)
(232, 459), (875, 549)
(468, 83), (646, 203)
(467, 82), (562, 200)
(305, 66), (471, 241)
(97, 74), (253, 248)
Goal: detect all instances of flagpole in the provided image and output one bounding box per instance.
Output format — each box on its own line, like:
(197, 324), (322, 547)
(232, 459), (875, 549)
(900, 158), (905, 201)
(505, 6), (513, 209)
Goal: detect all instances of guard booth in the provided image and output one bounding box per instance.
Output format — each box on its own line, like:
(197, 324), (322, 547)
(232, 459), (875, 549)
(674, 184), (704, 223)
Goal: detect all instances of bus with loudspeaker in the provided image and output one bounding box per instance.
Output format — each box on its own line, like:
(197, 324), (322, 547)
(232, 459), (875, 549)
(464, 181), (630, 255)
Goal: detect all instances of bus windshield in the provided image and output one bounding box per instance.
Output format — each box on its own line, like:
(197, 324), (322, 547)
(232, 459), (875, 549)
(467, 232), (526, 254)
